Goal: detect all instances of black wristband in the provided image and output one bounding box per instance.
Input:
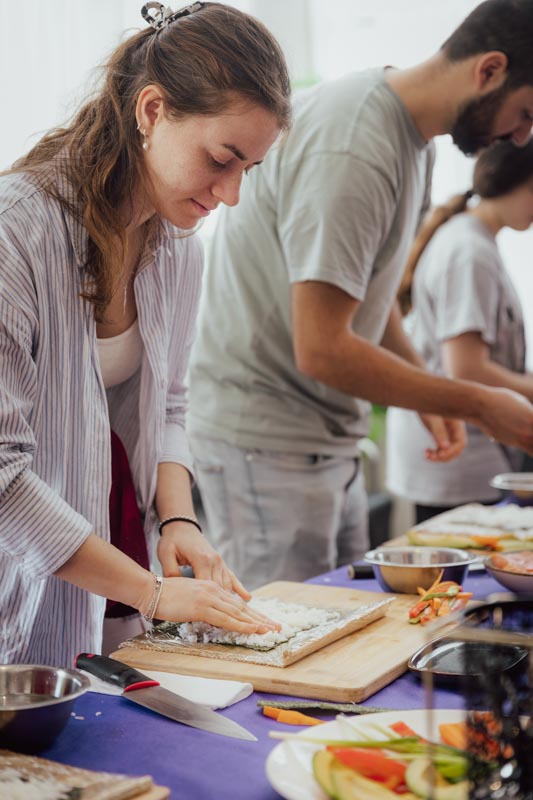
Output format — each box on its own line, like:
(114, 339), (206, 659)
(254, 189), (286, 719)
(158, 515), (203, 535)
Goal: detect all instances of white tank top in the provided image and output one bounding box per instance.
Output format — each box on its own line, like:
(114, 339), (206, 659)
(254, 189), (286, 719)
(97, 319), (143, 389)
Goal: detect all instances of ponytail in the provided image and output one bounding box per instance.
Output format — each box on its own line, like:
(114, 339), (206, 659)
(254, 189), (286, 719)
(397, 190), (473, 316)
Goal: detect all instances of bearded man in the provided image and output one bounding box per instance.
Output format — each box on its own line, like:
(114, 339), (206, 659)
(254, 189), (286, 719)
(187, 0), (533, 588)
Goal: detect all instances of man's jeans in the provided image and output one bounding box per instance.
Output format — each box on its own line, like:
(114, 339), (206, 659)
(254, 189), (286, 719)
(190, 435), (369, 590)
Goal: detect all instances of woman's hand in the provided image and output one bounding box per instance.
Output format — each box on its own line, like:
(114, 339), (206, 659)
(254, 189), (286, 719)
(153, 575), (281, 634)
(157, 521), (250, 599)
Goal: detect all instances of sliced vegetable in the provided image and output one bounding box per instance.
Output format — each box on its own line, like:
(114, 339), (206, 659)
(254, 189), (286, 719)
(405, 758), (468, 800)
(407, 577), (472, 625)
(327, 746), (407, 784)
(270, 732), (471, 780)
(470, 535), (500, 550)
(262, 705), (323, 725)
(262, 705), (281, 720)
(312, 749), (338, 799)
(439, 722), (466, 751)
(390, 721), (424, 740)
(331, 763), (417, 800)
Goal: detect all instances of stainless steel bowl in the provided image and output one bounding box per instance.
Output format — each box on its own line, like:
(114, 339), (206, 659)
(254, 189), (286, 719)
(364, 546), (478, 594)
(0, 665), (90, 753)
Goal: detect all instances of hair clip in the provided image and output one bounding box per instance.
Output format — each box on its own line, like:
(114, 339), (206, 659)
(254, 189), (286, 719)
(141, 2), (203, 31)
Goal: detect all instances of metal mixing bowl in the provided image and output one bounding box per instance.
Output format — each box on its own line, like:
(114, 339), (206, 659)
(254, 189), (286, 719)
(364, 546), (478, 594)
(0, 665), (90, 753)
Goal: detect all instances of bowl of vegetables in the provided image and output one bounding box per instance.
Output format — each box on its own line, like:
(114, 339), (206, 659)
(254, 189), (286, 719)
(364, 546), (478, 594)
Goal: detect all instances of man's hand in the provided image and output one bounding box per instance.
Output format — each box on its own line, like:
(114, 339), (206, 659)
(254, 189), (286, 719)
(418, 414), (466, 462)
(475, 387), (533, 453)
(157, 521), (251, 600)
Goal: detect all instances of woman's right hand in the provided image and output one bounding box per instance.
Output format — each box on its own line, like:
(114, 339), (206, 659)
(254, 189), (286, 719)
(152, 576), (281, 635)
(55, 533), (280, 634)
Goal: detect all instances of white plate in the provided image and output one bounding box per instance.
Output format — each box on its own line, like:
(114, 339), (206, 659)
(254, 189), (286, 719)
(265, 708), (465, 800)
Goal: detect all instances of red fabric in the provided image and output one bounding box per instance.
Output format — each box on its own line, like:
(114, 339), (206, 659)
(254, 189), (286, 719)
(105, 431), (150, 618)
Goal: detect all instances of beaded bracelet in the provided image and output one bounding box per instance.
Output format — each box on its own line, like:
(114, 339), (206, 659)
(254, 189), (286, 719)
(158, 515), (203, 535)
(143, 573), (164, 622)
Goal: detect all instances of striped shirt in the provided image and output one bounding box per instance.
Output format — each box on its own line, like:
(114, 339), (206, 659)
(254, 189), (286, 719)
(0, 167), (202, 666)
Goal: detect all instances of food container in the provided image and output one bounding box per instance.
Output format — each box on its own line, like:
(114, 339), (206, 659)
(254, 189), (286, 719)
(485, 551), (533, 594)
(407, 637), (528, 687)
(363, 546), (478, 593)
(490, 472), (533, 502)
(0, 665), (90, 753)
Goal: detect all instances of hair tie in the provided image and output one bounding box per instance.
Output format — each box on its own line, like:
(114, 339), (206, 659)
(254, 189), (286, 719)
(141, 2), (203, 31)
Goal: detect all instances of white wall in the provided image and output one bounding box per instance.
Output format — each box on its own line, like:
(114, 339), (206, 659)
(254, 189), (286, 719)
(2, 1), (532, 361)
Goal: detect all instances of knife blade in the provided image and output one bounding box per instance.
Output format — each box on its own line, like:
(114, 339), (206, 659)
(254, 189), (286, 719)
(76, 653), (257, 741)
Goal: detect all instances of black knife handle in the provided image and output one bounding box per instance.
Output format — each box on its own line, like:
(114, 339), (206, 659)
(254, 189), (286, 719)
(76, 653), (160, 691)
(347, 563), (375, 579)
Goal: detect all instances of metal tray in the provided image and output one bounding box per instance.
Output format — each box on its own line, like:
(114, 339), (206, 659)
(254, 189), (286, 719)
(407, 637), (528, 687)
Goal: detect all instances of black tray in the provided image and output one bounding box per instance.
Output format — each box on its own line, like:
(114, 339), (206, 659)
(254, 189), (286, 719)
(407, 638), (528, 687)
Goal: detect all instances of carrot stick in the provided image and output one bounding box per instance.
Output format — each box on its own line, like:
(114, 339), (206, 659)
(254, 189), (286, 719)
(390, 721), (423, 739)
(276, 709), (325, 726)
(425, 570), (444, 594)
(439, 722), (466, 750)
(262, 705), (281, 720)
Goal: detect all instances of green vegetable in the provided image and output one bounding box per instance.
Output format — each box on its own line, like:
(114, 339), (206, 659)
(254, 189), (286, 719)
(270, 733), (473, 780)
(405, 758), (468, 800)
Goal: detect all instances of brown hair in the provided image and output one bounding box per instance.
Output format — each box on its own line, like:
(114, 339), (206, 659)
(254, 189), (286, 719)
(398, 139), (533, 316)
(442, 0), (533, 90)
(9, 3), (291, 319)
(473, 138), (533, 196)
(398, 138), (533, 315)
(397, 192), (472, 316)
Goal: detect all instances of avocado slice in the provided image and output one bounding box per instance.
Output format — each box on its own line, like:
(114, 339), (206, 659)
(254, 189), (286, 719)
(405, 758), (468, 800)
(331, 763), (407, 799)
(312, 750), (338, 798)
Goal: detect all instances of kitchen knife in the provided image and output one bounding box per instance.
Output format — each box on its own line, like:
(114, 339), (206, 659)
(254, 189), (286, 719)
(76, 653), (257, 741)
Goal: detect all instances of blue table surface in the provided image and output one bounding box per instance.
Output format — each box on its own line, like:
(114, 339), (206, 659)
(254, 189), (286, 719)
(41, 566), (505, 799)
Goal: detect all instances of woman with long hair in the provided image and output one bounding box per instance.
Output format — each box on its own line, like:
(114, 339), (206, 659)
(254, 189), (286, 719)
(387, 140), (533, 524)
(0, 1), (291, 665)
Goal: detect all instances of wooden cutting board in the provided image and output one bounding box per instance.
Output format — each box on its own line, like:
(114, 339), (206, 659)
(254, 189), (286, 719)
(0, 749), (169, 799)
(112, 582), (437, 702)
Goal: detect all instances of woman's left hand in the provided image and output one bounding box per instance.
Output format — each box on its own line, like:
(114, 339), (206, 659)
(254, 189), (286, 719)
(157, 522), (251, 600)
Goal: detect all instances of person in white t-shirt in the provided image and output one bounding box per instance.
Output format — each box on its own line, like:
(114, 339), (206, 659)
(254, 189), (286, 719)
(387, 139), (533, 524)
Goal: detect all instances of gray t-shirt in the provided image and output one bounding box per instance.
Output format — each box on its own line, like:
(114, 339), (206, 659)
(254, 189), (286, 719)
(387, 213), (526, 504)
(188, 68), (434, 455)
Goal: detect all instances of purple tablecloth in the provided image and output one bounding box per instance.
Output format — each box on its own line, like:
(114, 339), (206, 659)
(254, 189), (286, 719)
(41, 567), (504, 799)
